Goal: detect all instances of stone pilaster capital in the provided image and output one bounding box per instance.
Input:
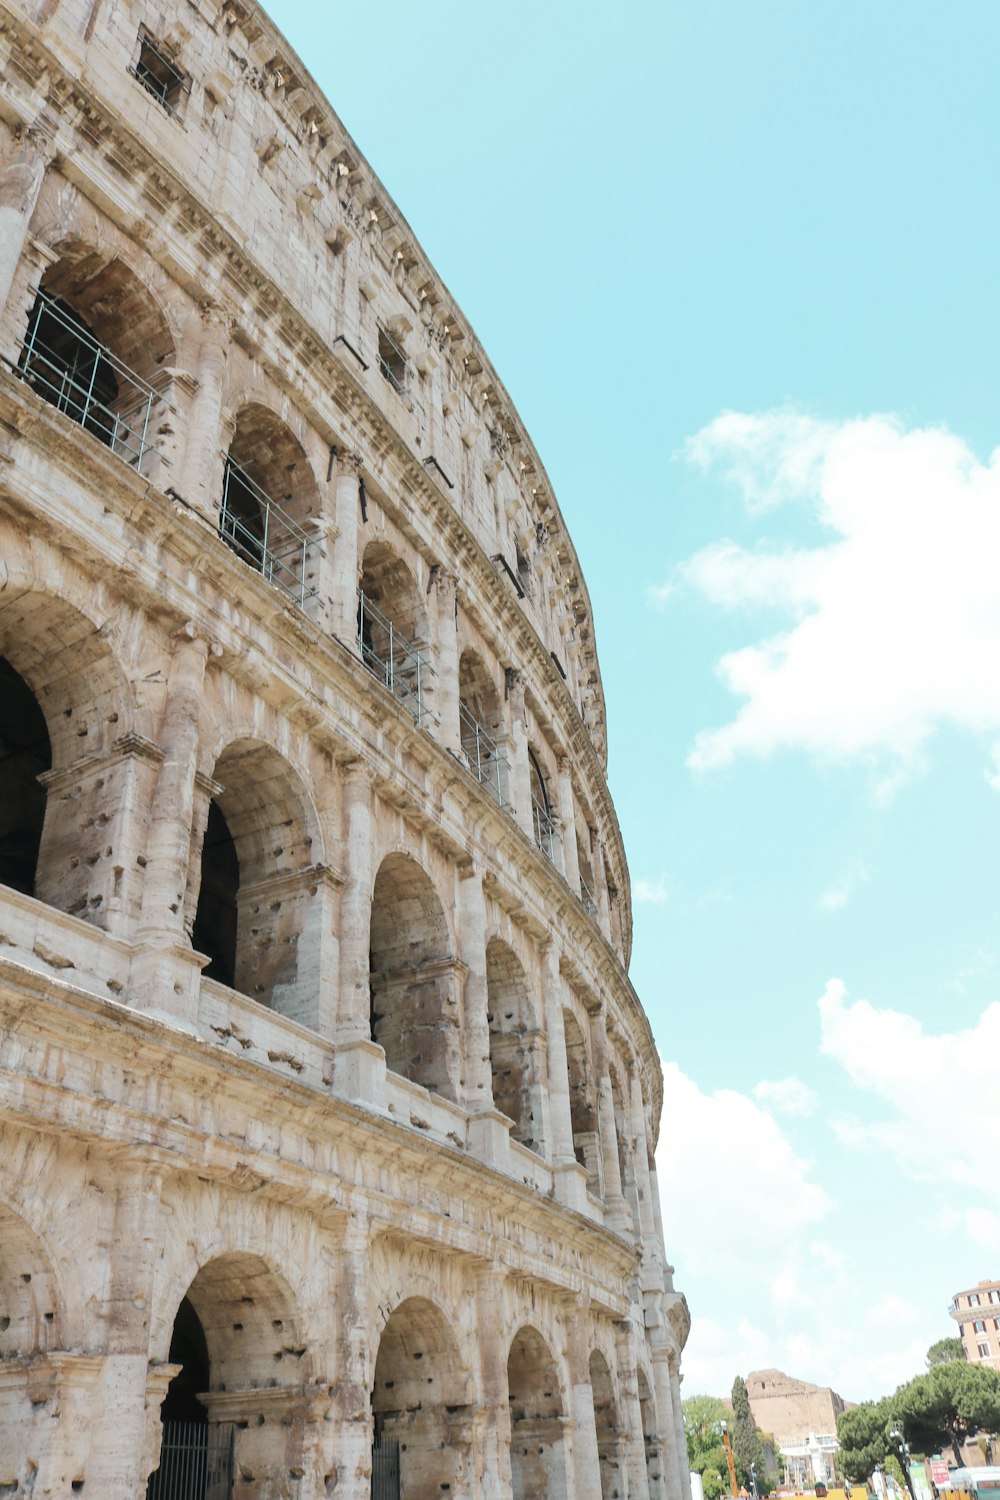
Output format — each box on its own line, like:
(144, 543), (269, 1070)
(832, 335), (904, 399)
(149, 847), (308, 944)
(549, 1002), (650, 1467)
(170, 620), (222, 659)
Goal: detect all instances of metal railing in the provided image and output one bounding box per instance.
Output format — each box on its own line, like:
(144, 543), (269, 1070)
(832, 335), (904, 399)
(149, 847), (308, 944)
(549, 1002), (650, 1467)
(129, 37), (186, 113)
(372, 1437), (401, 1500)
(220, 456), (320, 610)
(580, 874), (598, 916)
(532, 797), (561, 865)
(358, 590), (432, 725)
(459, 702), (509, 809)
(377, 327), (409, 395)
(15, 289), (163, 468)
(147, 1421), (234, 1500)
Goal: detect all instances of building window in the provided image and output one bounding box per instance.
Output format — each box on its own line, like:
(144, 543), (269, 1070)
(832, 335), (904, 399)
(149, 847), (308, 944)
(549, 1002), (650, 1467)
(994, 1319), (1000, 1332)
(377, 327), (408, 395)
(974, 1319), (986, 1333)
(989, 1291), (999, 1304)
(970, 1293), (981, 1306)
(978, 1342), (991, 1358)
(129, 30), (186, 113)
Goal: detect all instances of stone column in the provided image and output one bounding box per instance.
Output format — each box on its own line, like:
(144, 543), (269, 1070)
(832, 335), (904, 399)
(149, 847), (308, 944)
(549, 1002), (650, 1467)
(589, 1004), (628, 1229)
(434, 568), (461, 752)
(542, 943), (589, 1211)
(325, 1208), (373, 1500)
(617, 1327), (653, 1500)
(332, 761), (384, 1103)
(505, 669), (533, 840)
(591, 836), (613, 942)
(131, 625), (217, 1027)
(557, 756), (580, 889)
(457, 863), (494, 1113)
(563, 1297), (603, 1500)
(332, 451), (364, 650)
(669, 1357), (692, 1500)
(175, 302), (232, 525)
(473, 1269), (513, 1500)
(0, 126), (53, 326)
(651, 1352), (684, 1500)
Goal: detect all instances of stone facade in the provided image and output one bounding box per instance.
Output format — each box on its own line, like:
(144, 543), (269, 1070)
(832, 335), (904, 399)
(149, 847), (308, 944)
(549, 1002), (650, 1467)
(746, 1369), (847, 1486)
(0, 0), (690, 1496)
(950, 1280), (1000, 1372)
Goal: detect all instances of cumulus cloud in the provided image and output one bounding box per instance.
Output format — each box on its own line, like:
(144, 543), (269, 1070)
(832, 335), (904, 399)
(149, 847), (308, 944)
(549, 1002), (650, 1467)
(753, 1076), (820, 1117)
(819, 980), (1000, 1198)
(672, 410), (1000, 785)
(633, 876), (671, 905)
(819, 862), (870, 912)
(657, 1060), (930, 1398)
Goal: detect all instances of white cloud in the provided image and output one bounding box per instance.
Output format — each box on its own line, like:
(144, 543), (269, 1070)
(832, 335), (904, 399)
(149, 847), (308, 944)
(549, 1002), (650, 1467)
(753, 1076), (819, 1117)
(634, 876), (671, 905)
(965, 1207), (1000, 1249)
(673, 410), (1000, 786)
(819, 979), (1000, 1199)
(819, 862), (870, 912)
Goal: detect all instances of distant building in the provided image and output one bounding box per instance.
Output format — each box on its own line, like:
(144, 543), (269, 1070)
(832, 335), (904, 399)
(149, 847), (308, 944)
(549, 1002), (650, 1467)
(747, 1369), (849, 1488)
(950, 1279), (1000, 1370)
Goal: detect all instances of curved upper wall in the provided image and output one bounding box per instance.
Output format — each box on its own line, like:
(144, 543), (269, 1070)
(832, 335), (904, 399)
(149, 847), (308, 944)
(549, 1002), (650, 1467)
(35, 0), (609, 766)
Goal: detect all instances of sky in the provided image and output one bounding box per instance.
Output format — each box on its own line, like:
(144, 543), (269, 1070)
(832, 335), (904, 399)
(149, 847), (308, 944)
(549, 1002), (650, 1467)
(264, 0), (1000, 1403)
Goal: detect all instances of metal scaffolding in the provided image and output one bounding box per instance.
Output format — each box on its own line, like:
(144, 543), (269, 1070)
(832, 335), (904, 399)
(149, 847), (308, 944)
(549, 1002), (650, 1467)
(459, 702), (509, 810)
(220, 455), (320, 610)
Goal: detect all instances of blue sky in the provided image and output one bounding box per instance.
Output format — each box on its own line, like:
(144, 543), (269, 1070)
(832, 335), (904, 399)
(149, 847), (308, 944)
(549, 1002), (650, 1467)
(266, 0), (1000, 1400)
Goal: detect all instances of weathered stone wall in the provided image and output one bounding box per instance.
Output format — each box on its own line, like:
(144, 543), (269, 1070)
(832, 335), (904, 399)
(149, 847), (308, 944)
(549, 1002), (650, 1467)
(0, 0), (689, 1492)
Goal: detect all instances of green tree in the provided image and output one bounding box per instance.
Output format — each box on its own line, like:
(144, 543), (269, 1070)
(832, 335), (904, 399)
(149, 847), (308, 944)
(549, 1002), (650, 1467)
(837, 1400), (892, 1484)
(892, 1362), (1000, 1468)
(732, 1376), (768, 1494)
(926, 1338), (965, 1368)
(684, 1394), (731, 1500)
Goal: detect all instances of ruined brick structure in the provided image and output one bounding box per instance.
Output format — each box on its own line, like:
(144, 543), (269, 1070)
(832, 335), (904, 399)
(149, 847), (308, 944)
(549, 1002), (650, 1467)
(0, 0), (690, 1494)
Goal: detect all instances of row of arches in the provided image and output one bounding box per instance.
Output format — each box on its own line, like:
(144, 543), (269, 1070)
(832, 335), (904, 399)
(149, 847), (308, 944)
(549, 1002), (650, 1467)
(11, 243), (608, 893)
(0, 1195), (667, 1500)
(0, 633), (640, 1195)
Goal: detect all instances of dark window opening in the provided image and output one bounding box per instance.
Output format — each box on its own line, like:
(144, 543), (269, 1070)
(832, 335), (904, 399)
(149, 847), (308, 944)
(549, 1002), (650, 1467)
(130, 33), (186, 113)
(377, 327), (408, 395)
(220, 456), (266, 572)
(515, 542), (532, 595)
(0, 657), (51, 898)
(162, 1298), (210, 1427)
(19, 292), (120, 448)
(192, 801), (239, 986)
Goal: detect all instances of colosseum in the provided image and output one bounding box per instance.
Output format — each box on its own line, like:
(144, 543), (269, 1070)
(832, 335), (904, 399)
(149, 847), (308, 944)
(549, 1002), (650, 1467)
(0, 0), (691, 1494)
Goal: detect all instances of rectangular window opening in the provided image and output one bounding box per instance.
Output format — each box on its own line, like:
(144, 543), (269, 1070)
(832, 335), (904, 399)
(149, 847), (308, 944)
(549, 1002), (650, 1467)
(377, 327), (409, 395)
(130, 32), (186, 113)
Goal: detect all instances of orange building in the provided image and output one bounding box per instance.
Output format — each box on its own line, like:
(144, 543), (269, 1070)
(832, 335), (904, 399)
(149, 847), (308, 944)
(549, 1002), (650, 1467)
(950, 1279), (1000, 1370)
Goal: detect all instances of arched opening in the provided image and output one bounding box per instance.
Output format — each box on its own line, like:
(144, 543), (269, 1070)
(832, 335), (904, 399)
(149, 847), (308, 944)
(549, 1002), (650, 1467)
(637, 1368), (664, 1499)
(0, 657), (51, 897)
(610, 1068), (631, 1209)
(150, 1253), (309, 1500)
(563, 1010), (601, 1196)
(0, 1203), (65, 1493)
(191, 800), (238, 988)
(369, 854), (460, 1101)
(458, 650), (506, 805)
(507, 1326), (567, 1500)
(371, 1297), (470, 1500)
(486, 938), (541, 1152)
(18, 245), (173, 471)
(358, 543), (430, 723)
(529, 747), (557, 860)
(192, 741), (321, 1023)
(221, 405), (319, 607)
(0, 586), (134, 930)
(589, 1350), (622, 1500)
(577, 827), (597, 913)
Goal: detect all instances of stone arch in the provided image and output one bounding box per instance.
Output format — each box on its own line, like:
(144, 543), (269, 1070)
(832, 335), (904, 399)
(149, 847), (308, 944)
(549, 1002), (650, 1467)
(485, 937), (542, 1152)
(358, 541), (431, 720)
(371, 1296), (471, 1500)
(563, 1009), (601, 1196)
(369, 852), (462, 1101)
(507, 1324), (568, 1500)
(637, 1365), (665, 1499)
(459, 648), (506, 802)
(20, 238), (175, 471)
(0, 582), (141, 928)
(192, 738), (324, 1022)
(150, 1252), (312, 1500)
(0, 1198), (64, 1359)
(0, 1201), (71, 1494)
(221, 403), (320, 597)
(589, 1348), (623, 1500)
(529, 743), (557, 856)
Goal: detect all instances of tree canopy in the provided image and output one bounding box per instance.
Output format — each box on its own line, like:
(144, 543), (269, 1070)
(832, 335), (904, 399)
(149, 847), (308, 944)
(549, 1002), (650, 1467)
(684, 1394), (731, 1500)
(926, 1339), (965, 1368)
(732, 1376), (769, 1493)
(893, 1362), (1000, 1466)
